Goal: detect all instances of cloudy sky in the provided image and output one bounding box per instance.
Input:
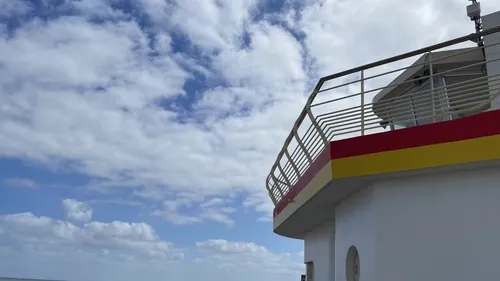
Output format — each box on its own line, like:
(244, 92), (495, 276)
(0, 0), (498, 281)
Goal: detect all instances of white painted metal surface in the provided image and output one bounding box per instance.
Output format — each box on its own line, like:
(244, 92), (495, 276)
(304, 222), (335, 281)
(334, 188), (377, 281)
(302, 167), (500, 281)
(373, 167), (500, 281)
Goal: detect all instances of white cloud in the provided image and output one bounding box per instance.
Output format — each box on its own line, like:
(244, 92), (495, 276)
(196, 239), (267, 253)
(62, 199), (93, 223)
(151, 195), (236, 227)
(3, 0), (498, 280)
(139, 0), (172, 24)
(165, 0), (257, 52)
(0, 212), (301, 281)
(1, 0), (493, 229)
(213, 21), (306, 90)
(2, 177), (38, 188)
(200, 197), (226, 208)
(0, 212), (181, 261)
(0, 0), (32, 17)
(0, 10), (303, 221)
(88, 198), (143, 207)
(151, 198), (203, 225)
(294, 0), (490, 76)
(72, 0), (127, 19)
(0, 213), (183, 259)
(200, 207), (236, 227)
(196, 239), (303, 274)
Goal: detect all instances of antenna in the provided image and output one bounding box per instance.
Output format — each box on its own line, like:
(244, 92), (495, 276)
(466, 0), (483, 46)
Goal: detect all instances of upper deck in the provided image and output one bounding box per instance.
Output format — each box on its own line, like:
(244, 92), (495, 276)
(267, 19), (500, 238)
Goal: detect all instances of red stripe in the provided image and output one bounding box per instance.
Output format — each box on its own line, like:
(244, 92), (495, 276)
(331, 110), (500, 159)
(273, 110), (500, 217)
(273, 144), (332, 217)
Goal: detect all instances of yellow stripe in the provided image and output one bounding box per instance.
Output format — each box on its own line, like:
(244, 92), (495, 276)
(274, 162), (332, 229)
(275, 134), (500, 230)
(331, 134), (500, 179)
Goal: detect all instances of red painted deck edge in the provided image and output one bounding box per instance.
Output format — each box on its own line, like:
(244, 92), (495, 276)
(273, 143), (332, 217)
(273, 110), (500, 218)
(331, 109), (500, 159)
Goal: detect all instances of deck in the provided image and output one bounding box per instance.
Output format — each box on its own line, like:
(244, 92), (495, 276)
(266, 26), (500, 238)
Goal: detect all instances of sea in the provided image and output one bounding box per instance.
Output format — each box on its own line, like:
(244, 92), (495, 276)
(0, 277), (62, 281)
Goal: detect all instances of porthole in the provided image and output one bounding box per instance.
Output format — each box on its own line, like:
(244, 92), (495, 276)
(346, 246), (360, 281)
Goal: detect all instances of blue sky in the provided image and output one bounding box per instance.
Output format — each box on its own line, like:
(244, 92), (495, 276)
(0, 0), (499, 281)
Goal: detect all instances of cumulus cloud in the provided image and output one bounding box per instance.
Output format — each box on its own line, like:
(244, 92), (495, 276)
(0, 10), (290, 220)
(0, 212), (181, 261)
(151, 195), (236, 227)
(3, 0), (491, 226)
(0, 0), (32, 17)
(0, 212), (300, 281)
(296, 0), (476, 75)
(62, 199), (93, 223)
(196, 239), (303, 274)
(243, 191), (274, 222)
(196, 239), (268, 253)
(88, 198), (143, 207)
(2, 1), (500, 280)
(166, 0), (257, 52)
(2, 178), (38, 188)
(1, 0), (498, 230)
(213, 21), (306, 89)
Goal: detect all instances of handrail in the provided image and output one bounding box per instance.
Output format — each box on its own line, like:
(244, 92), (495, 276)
(266, 26), (500, 204)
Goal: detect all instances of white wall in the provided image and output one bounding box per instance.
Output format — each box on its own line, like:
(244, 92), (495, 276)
(304, 221), (335, 281)
(304, 166), (500, 281)
(335, 187), (378, 281)
(483, 11), (500, 111)
(374, 167), (500, 281)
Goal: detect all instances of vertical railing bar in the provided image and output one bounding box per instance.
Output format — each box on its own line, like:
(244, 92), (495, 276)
(293, 127), (313, 164)
(306, 108), (328, 145)
(429, 51), (436, 123)
(293, 132), (322, 172)
(361, 69), (365, 136)
(389, 108), (395, 131)
(270, 174), (285, 198)
(277, 162), (292, 187)
(410, 94), (418, 126)
(284, 149), (301, 180)
(441, 76), (453, 121)
(265, 175), (277, 205)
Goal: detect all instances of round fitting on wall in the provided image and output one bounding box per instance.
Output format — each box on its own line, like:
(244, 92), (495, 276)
(346, 245), (360, 281)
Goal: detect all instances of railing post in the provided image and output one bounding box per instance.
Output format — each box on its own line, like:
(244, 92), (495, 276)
(293, 127), (313, 165)
(265, 175), (278, 205)
(270, 173), (285, 199)
(306, 107), (328, 146)
(429, 51), (436, 123)
(277, 162), (292, 188)
(360, 70), (365, 136)
(284, 149), (301, 180)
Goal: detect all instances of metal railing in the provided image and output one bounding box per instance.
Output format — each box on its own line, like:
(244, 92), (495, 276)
(266, 26), (500, 206)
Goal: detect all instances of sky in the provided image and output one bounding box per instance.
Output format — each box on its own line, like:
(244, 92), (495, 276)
(0, 0), (498, 281)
